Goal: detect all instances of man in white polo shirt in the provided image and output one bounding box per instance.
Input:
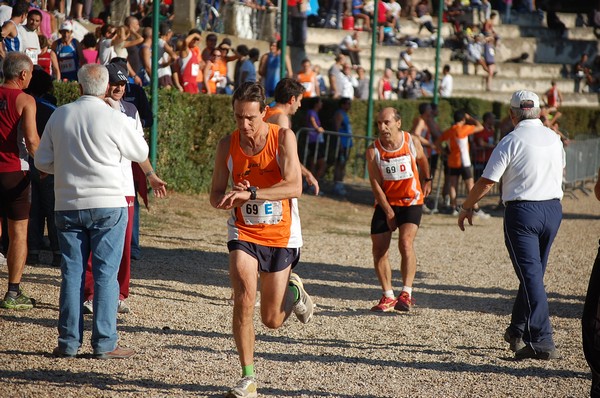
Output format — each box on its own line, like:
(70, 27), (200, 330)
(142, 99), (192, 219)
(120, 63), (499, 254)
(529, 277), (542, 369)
(457, 90), (565, 361)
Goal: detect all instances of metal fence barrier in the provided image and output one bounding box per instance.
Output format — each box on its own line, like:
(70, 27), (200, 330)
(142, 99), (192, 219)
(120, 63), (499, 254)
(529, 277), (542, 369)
(296, 127), (374, 183)
(563, 137), (600, 195)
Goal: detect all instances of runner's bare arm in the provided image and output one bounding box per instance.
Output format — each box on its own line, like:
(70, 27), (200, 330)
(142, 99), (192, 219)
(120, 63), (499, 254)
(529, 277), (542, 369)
(50, 51), (61, 81)
(300, 164), (319, 196)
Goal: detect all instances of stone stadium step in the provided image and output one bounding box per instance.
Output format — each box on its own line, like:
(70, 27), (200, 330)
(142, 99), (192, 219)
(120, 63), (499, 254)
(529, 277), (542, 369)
(495, 37), (597, 64)
(446, 61), (566, 80)
(452, 89), (597, 108)
(504, 11), (588, 30)
(494, 24), (597, 41)
(453, 74), (574, 93)
(305, 43), (572, 81)
(307, 27), (597, 66)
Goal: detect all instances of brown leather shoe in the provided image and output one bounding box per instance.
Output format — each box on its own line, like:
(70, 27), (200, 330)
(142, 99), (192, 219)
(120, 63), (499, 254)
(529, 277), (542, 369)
(94, 346), (135, 360)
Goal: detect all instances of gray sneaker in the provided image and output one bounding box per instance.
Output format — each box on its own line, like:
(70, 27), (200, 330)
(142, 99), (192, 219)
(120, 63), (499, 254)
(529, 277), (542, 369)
(83, 300), (93, 315)
(474, 208), (491, 219)
(118, 300), (130, 314)
(289, 273), (314, 324)
(226, 376), (257, 398)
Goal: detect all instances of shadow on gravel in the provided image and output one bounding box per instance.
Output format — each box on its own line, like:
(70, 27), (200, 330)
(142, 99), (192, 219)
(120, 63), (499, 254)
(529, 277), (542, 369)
(121, 245), (587, 320)
(562, 212), (600, 220)
(0, 369), (224, 396)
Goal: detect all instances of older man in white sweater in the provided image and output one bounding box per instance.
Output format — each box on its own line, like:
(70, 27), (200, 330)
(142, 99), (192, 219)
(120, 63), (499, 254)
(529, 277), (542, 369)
(35, 64), (148, 359)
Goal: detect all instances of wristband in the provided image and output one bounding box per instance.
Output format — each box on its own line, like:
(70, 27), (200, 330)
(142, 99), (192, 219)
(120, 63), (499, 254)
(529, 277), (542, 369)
(424, 177), (433, 182)
(145, 170), (154, 177)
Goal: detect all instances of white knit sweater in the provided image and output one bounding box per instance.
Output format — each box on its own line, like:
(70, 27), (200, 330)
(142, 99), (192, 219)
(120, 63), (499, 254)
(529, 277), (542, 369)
(35, 96), (149, 211)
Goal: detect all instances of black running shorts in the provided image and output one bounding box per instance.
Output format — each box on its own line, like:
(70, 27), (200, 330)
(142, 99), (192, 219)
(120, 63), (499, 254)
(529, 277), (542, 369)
(0, 171), (31, 220)
(227, 240), (300, 273)
(449, 166), (474, 180)
(371, 204), (422, 234)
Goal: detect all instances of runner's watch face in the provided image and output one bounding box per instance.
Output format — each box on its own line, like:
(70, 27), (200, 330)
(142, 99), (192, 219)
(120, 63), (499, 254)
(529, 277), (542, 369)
(247, 186), (257, 200)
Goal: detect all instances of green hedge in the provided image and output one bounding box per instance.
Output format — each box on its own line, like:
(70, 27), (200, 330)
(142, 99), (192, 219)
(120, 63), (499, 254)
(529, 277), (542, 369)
(53, 82), (599, 193)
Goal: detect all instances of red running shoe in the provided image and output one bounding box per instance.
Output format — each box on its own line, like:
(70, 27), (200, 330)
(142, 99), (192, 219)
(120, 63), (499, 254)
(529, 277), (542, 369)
(370, 295), (398, 312)
(394, 291), (414, 312)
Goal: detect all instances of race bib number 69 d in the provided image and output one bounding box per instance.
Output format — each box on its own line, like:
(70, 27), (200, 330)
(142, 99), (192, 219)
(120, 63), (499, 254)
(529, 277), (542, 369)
(380, 155), (414, 181)
(241, 200), (283, 225)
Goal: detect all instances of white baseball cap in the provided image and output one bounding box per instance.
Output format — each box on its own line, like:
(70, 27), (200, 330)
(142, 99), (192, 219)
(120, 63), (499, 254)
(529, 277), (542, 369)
(59, 20), (73, 32)
(510, 90), (540, 109)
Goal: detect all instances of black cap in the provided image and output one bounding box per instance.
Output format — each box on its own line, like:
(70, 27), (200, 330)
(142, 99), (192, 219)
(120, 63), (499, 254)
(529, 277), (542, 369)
(106, 63), (128, 84)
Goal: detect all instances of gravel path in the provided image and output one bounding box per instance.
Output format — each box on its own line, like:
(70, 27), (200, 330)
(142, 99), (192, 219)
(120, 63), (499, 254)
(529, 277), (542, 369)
(0, 183), (598, 398)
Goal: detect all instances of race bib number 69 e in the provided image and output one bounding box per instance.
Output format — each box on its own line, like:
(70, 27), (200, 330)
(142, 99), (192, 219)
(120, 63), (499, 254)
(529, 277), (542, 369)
(380, 155), (414, 181)
(241, 200), (283, 225)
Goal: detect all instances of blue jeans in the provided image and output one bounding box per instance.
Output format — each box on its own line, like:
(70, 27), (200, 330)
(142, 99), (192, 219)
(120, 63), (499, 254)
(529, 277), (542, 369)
(55, 207), (127, 355)
(130, 196), (141, 260)
(504, 199), (562, 352)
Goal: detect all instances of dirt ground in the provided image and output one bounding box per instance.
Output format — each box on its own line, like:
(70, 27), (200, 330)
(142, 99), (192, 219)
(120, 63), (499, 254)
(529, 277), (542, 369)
(1, 181), (599, 398)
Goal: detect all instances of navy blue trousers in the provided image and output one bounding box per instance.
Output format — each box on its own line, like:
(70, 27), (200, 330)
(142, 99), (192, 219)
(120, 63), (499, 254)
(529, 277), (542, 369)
(504, 199), (562, 352)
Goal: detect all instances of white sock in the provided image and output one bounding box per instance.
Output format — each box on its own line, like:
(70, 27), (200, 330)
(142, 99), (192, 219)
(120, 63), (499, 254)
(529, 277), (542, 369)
(402, 286), (412, 297)
(383, 289), (395, 298)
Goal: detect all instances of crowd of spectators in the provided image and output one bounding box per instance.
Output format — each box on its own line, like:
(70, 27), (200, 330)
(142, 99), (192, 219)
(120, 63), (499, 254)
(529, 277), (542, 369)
(1, 0), (593, 99)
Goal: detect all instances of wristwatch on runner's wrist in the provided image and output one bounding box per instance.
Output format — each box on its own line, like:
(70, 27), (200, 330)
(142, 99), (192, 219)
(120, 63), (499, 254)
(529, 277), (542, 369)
(247, 186), (257, 200)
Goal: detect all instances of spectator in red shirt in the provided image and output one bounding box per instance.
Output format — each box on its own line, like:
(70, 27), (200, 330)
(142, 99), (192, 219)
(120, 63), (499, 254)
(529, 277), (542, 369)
(472, 112), (496, 180)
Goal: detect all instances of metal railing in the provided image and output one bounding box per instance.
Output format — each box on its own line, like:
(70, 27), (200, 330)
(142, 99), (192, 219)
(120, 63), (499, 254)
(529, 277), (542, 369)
(296, 127), (375, 181)
(563, 137), (600, 195)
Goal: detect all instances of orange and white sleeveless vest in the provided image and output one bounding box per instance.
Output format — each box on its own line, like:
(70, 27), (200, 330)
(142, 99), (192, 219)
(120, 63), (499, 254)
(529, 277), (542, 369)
(226, 123), (303, 248)
(373, 131), (424, 206)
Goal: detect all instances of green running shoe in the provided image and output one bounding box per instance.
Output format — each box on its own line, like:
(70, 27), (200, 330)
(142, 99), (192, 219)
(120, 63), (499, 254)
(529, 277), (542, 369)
(1, 290), (35, 310)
